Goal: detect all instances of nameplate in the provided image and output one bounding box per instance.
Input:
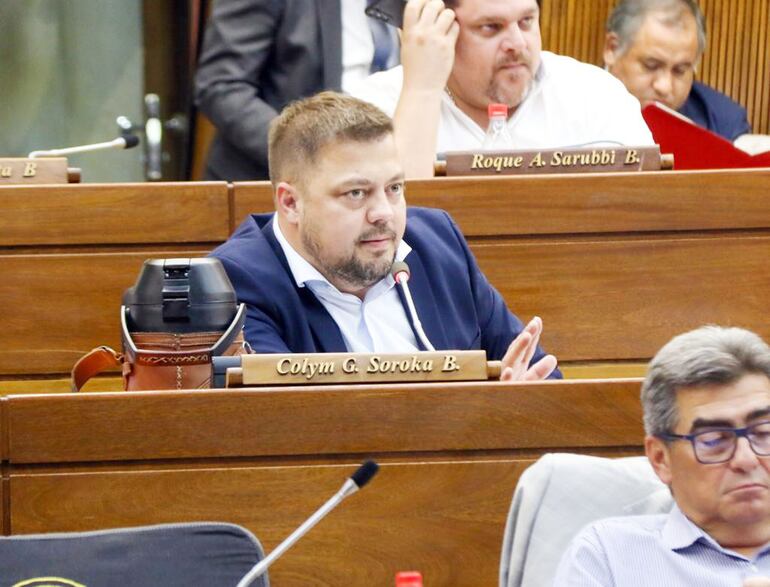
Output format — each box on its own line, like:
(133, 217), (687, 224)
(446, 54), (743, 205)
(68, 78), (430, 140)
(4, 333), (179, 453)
(438, 146), (671, 176)
(228, 351), (492, 387)
(0, 158), (80, 184)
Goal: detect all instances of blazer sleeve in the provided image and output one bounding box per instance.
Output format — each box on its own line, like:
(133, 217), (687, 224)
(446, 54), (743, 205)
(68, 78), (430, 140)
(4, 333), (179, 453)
(445, 213), (562, 379)
(215, 251), (294, 354)
(194, 0), (282, 167)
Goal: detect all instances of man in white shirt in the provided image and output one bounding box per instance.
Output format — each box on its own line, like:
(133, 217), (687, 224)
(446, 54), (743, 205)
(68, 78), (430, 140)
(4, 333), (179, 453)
(350, 0), (654, 177)
(211, 91), (560, 381)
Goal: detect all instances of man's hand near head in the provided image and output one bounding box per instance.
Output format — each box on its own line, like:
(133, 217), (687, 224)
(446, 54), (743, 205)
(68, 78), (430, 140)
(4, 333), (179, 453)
(500, 316), (558, 381)
(394, 0), (459, 178)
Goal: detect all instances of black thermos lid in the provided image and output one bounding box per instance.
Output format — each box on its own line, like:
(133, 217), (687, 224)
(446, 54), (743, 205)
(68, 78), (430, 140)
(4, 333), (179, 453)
(123, 258), (238, 333)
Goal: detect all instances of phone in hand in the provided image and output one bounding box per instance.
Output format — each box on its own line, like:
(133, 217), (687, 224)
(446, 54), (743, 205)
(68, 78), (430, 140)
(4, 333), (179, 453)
(365, 0), (408, 29)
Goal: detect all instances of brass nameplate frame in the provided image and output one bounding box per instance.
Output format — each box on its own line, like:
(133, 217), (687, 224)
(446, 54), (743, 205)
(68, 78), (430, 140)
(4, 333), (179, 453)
(227, 351), (493, 387)
(438, 145), (671, 176)
(0, 158), (80, 184)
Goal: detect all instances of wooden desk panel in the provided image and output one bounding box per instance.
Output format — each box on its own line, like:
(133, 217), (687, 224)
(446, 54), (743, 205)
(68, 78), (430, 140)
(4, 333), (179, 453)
(233, 169), (770, 238)
(406, 169), (770, 237)
(0, 249), (209, 375)
(232, 181), (273, 223)
(6, 380), (642, 463)
(473, 235), (770, 361)
(2, 380), (645, 586)
(9, 460), (529, 585)
(0, 182), (230, 246)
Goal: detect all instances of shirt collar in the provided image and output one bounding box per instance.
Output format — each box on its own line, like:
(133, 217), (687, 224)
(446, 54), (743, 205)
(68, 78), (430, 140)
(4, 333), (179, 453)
(662, 502), (770, 559)
(661, 503), (711, 551)
(442, 52), (547, 131)
(271, 214), (412, 290)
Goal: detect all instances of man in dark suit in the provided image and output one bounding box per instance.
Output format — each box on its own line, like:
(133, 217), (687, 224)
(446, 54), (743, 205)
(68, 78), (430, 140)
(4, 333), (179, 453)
(211, 92), (560, 381)
(195, 0), (398, 181)
(604, 0), (751, 142)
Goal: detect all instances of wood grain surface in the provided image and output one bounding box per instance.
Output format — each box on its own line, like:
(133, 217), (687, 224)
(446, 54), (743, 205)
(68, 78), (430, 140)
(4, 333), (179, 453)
(6, 379), (642, 463)
(0, 250), (210, 375)
(1, 379), (645, 586)
(473, 234), (770, 361)
(0, 182), (229, 246)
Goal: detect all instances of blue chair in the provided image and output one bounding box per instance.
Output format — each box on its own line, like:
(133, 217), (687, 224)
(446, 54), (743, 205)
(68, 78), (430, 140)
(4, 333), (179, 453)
(0, 522), (268, 587)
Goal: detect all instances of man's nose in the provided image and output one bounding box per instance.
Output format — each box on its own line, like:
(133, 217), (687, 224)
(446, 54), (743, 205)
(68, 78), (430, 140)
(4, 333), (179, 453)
(730, 436), (760, 471)
(500, 24), (527, 53)
(652, 70), (674, 98)
(366, 188), (395, 224)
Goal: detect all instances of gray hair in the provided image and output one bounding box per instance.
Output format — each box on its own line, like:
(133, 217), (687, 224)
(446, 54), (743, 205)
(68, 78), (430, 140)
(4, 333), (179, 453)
(641, 326), (770, 436)
(607, 0), (706, 57)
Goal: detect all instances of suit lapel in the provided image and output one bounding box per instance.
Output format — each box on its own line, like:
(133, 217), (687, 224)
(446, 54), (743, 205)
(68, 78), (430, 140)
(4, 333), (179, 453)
(317, 0), (343, 89)
(261, 215), (347, 352)
(298, 289), (348, 351)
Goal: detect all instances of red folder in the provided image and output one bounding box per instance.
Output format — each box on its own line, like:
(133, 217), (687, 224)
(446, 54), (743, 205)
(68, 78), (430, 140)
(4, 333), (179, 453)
(642, 102), (770, 170)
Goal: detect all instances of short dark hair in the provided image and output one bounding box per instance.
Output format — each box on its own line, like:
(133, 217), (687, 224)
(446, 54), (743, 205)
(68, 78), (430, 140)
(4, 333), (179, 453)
(268, 91), (393, 186)
(607, 0), (706, 57)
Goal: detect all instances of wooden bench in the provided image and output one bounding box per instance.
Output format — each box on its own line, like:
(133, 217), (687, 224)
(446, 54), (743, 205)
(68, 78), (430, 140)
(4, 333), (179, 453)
(0, 378), (645, 585)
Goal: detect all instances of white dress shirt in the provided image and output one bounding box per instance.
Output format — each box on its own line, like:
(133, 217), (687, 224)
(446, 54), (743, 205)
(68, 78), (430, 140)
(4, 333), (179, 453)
(554, 503), (770, 586)
(272, 218), (420, 353)
(348, 51), (655, 152)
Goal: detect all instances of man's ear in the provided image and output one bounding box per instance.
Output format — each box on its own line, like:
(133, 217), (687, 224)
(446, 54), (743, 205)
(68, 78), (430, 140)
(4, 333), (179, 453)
(645, 434), (673, 485)
(603, 32), (621, 69)
(275, 181), (301, 224)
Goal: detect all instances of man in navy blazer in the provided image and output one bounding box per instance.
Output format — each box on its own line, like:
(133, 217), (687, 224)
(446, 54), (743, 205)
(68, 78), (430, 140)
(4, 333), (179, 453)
(211, 92), (559, 381)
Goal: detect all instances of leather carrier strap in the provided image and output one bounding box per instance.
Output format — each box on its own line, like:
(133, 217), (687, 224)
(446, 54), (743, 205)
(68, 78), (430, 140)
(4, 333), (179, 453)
(70, 304), (246, 392)
(70, 346), (125, 392)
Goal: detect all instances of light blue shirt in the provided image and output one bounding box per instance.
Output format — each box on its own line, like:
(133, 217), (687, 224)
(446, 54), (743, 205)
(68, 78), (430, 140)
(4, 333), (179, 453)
(553, 503), (770, 586)
(272, 219), (419, 353)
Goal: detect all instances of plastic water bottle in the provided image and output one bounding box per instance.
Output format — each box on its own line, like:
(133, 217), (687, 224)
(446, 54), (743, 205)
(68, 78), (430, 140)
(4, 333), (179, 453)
(395, 571), (423, 587)
(481, 103), (514, 151)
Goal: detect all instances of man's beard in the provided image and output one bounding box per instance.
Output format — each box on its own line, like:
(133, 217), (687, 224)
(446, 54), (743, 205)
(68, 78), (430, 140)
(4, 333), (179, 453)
(487, 57), (535, 109)
(302, 226), (396, 291)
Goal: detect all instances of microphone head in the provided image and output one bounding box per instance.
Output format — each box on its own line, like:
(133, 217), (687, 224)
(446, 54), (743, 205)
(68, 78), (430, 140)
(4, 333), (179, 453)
(391, 261), (410, 283)
(122, 134), (140, 149)
(350, 460), (379, 489)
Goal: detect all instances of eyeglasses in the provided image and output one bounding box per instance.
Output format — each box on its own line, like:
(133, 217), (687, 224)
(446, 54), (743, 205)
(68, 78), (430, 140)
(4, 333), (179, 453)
(658, 421), (770, 464)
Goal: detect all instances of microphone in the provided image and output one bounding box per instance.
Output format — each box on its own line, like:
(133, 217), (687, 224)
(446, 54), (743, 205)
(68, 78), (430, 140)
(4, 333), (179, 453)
(236, 460), (380, 587)
(28, 135), (140, 158)
(391, 261), (435, 351)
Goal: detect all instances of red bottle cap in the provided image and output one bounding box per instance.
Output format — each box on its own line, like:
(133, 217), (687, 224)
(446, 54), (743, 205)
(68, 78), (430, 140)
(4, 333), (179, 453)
(396, 571), (423, 586)
(488, 103), (508, 118)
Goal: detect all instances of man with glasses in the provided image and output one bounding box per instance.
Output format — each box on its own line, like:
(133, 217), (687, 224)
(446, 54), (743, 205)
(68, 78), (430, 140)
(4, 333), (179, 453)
(554, 326), (770, 586)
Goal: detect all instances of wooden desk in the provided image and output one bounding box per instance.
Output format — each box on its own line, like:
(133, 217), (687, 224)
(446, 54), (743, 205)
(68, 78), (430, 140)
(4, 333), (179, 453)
(4, 169), (770, 385)
(0, 378), (644, 586)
